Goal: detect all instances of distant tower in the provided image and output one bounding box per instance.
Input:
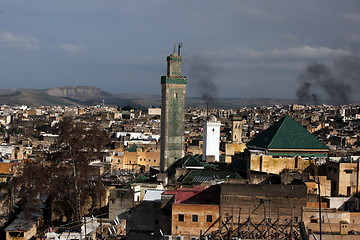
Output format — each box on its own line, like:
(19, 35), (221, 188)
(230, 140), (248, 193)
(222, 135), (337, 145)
(160, 45), (187, 172)
(231, 118), (243, 143)
(202, 115), (221, 162)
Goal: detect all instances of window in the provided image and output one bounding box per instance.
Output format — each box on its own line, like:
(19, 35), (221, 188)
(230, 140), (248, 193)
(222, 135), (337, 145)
(206, 215), (213, 222)
(192, 215), (198, 222)
(9, 232), (24, 237)
(310, 219), (318, 223)
(178, 214), (184, 222)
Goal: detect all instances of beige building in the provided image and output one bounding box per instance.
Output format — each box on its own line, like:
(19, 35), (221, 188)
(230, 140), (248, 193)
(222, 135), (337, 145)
(248, 154), (309, 174)
(112, 145), (160, 171)
(246, 115), (329, 174)
(325, 160), (360, 196)
(5, 219), (37, 240)
(171, 203), (219, 238)
(305, 175), (332, 197)
(224, 117), (246, 163)
(303, 208), (360, 238)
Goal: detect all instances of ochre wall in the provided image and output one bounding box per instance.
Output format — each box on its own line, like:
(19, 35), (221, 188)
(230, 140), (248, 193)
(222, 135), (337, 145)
(171, 204), (219, 237)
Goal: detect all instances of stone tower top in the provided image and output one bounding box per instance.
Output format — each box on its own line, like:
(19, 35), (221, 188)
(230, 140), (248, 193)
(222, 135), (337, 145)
(207, 114), (218, 122)
(167, 52), (182, 77)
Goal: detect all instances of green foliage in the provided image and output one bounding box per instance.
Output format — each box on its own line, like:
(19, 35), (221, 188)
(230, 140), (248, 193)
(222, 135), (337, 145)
(35, 124), (53, 133)
(6, 127), (24, 135)
(121, 105), (136, 111)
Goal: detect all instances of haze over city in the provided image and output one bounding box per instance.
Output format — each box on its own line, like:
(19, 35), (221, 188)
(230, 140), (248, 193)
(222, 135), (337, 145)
(1, 0), (359, 101)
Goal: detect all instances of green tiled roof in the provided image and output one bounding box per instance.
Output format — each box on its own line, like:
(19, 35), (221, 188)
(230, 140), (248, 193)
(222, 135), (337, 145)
(179, 170), (242, 184)
(123, 175), (149, 189)
(247, 115), (329, 150)
(126, 144), (139, 152)
(182, 155), (204, 167)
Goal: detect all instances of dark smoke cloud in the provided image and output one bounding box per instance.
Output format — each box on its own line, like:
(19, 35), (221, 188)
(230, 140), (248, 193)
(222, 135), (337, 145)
(297, 54), (360, 105)
(187, 56), (218, 107)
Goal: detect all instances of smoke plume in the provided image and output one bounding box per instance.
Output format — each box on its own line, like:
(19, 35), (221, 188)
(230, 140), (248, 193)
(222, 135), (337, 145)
(297, 54), (360, 105)
(187, 56), (218, 107)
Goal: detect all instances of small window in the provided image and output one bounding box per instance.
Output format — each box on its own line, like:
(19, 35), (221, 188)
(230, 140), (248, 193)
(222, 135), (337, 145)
(178, 214), (184, 222)
(192, 215), (198, 222)
(174, 92), (178, 99)
(9, 232), (24, 237)
(206, 215), (213, 222)
(310, 219), (318, 223)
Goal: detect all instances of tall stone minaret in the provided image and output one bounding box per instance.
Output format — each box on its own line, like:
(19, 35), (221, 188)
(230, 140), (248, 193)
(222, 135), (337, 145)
(160, 45), (187, 172)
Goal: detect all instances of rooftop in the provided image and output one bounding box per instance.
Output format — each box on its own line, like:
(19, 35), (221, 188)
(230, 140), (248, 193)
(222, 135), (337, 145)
(247, 115), (329, 151)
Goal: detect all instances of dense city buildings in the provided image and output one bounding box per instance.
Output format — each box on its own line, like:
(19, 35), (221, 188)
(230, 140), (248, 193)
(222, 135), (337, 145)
(2, 53), (360, 239)
(1, 102), (360, 239)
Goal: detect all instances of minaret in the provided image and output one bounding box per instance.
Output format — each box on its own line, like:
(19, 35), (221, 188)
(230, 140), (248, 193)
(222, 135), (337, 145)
(231, 118), (243, 143)
(202, 115), (221, 162)
(160, 45), (187, 172)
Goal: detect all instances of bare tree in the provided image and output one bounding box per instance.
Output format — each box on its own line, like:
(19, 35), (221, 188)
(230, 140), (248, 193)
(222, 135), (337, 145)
(48, 117), (109, 223)
(13, 116), (109, 225)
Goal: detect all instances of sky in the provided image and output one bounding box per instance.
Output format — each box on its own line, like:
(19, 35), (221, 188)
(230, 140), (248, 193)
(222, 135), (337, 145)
(0, 0), (359, 100)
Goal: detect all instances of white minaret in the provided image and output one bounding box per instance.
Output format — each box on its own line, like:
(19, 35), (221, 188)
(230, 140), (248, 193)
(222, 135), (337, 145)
(202, 115), (221, 162)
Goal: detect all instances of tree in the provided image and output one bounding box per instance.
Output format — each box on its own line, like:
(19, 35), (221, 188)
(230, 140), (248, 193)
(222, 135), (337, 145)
(13, 117), (110, 224)
(47, 117), (109, 222)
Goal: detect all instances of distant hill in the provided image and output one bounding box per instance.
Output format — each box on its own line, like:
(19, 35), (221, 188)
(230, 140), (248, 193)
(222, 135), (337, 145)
(43, 86), (138, 107)
(0, 86), (300, 108)
(0, 89), (77, 106)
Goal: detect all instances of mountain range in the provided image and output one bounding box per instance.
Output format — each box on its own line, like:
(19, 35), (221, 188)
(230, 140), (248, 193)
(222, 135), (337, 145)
(0, 86), (300, 108)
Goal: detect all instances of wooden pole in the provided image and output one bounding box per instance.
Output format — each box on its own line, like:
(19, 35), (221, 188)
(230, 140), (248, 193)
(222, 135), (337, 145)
(318, 176), (322, 240)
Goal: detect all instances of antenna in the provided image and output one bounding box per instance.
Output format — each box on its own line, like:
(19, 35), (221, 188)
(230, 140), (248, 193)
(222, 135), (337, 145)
(178, 43), (183, 56)
(173, 44), (176, 53)
(206, 101), (209, 117)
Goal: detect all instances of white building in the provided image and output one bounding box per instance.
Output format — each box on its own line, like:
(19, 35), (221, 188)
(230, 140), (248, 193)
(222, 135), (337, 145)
(202, 115), (221, 162)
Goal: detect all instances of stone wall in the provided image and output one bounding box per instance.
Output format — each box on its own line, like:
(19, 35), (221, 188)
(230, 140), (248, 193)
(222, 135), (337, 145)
(220, 183), (307, 223)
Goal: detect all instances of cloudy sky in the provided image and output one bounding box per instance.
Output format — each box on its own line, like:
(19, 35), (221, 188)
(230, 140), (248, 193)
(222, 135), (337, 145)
(0, 0), (359, 99)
